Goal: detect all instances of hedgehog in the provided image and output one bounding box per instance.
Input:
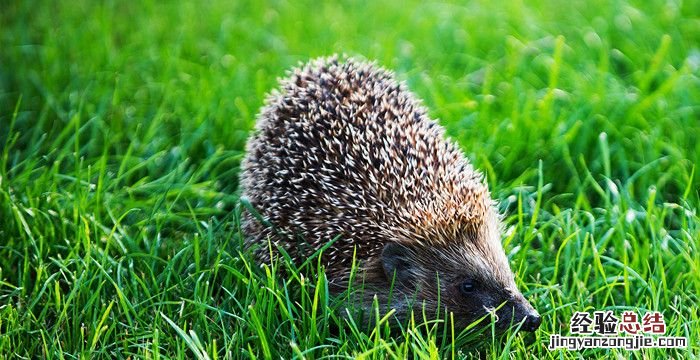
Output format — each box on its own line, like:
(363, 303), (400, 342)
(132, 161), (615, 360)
(239, 56), (541, 332)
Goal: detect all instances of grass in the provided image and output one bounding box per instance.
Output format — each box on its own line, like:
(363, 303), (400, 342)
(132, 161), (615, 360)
(1, 0), (699, 358)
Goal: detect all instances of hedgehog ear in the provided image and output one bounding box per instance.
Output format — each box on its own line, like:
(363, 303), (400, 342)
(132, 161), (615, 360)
(381, 242), (415, 287)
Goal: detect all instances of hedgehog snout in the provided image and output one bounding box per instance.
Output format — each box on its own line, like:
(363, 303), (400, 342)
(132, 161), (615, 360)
(521, 311), (542, 332)
(501, 295), (541, 332)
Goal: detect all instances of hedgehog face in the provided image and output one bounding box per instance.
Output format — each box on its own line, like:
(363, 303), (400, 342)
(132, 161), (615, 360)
(379, 226), (541, 332)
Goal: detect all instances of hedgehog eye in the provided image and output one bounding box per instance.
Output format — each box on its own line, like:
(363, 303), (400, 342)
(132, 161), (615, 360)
(460, 280), (477, 295)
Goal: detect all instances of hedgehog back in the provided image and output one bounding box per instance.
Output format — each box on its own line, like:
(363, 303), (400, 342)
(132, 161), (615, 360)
(240, 57), (489, 277)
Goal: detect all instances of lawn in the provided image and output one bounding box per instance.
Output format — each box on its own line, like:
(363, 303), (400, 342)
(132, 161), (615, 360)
(1, 0), (699, 358)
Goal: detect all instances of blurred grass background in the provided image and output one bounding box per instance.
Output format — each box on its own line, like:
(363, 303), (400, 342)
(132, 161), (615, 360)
(1, 0), (699, 358)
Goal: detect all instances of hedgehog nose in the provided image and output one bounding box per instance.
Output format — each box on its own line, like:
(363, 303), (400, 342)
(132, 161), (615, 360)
(522, 313), (541, 332)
